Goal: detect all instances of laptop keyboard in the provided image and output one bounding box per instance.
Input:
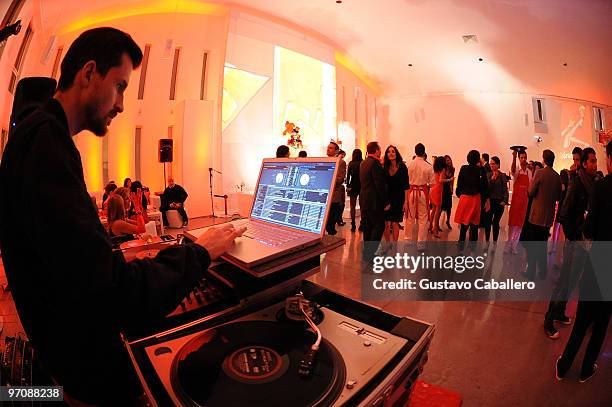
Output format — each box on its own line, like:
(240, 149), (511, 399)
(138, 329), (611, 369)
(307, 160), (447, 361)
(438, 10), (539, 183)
(235, 220), (304, 247)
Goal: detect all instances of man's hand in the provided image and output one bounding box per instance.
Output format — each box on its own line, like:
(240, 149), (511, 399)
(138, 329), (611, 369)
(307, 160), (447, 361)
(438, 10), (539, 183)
(195, 223), (246, 260)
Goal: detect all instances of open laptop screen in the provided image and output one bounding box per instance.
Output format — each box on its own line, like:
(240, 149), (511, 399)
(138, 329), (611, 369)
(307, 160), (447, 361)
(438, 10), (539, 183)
(250, 160), (337, 234)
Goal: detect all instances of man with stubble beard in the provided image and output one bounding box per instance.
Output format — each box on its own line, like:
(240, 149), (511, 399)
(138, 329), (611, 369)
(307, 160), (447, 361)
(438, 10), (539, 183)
(0, 28), (244, 405)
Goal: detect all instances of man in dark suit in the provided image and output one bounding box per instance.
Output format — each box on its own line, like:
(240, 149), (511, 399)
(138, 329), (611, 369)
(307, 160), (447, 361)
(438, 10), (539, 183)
(326, 141), (346, 235)
(544, 147), (597, 339)
(523, 149), (562, 281)
(359, 141), (389, 262)
(556, 140), (612, 383)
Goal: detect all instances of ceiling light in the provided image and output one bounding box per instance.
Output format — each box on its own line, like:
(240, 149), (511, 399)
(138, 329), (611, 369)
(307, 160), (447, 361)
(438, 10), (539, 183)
(478, 57), (484, 62)
(408, 63), (413, 67)
(336, 0), (342, 4)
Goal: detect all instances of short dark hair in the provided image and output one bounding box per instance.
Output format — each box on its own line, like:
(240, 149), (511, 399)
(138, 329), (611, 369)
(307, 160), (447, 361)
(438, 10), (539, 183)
(415, 143), (425, 157)
(366, 141), (380, 155)
(491, 156), (500, 166)
(329, 141), (339, 151)
(276, 145), (290, 158)
(351, 148), (363, 162)
(543, 149), (555, 167)
(433, 156), (447, 173)
(482, 153), (490, 161)
(606, 140), (612, 159)
(580, 147), (596, 166)
(518, 149), (527, 159)
(58, 27), (143, 91)
(571, 146), (583, 156)
(467, 150), (480, 165)
(298, 150), (307, 157)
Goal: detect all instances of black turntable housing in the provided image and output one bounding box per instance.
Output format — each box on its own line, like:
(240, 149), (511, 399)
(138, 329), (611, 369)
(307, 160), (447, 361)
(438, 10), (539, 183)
(123, 236), (434, 406)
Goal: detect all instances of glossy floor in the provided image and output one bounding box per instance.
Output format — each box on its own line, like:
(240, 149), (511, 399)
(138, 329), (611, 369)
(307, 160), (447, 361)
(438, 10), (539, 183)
(1, 215), (610, 407)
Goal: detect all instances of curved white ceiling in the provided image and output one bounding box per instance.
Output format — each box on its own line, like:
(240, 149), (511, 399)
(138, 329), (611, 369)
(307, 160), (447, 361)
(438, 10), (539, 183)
(38, 0), (612, 104)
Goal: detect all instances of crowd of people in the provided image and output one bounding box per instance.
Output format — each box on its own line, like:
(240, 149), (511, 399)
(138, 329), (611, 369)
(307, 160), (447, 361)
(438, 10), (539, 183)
(303, 139), (610, 384)
(97, 175), (189, 245)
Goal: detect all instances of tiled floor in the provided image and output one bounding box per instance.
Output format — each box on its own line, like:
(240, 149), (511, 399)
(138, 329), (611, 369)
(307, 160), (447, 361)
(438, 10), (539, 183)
(1, 215), (610, 406)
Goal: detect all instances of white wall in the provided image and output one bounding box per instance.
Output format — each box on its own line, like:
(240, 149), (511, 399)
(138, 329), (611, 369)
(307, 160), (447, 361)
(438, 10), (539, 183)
(385, 92), (610, 173)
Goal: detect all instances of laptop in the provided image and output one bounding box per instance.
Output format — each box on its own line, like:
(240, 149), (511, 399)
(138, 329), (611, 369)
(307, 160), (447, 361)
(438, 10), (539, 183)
(185, 157), (339, 268)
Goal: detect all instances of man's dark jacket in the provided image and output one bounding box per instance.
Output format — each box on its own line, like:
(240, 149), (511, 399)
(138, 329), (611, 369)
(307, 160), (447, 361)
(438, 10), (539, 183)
(0, 100), (211, 404)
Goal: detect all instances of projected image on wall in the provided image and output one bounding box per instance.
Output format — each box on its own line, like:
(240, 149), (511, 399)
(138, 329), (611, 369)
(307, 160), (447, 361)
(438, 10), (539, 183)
(274, 46), (336, 155)
(221, 65), (270, 131)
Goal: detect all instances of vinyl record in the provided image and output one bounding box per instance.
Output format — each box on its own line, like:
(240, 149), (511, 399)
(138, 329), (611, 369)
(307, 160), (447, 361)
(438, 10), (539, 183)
(171, 320), (345, 407)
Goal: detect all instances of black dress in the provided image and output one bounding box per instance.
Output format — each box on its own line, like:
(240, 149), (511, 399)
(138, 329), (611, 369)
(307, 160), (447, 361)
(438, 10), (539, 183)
(384, 163), (409, 222)
(346, 160), (361, 197)
(442, 167), (454, 211)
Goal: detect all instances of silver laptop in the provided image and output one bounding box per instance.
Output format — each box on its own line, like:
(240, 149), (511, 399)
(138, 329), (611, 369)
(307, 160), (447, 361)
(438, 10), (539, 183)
(185, 157), (339, 268)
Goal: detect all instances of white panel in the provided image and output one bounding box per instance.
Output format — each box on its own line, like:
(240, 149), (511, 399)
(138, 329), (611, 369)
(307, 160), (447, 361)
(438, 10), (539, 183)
(177, 100), (214, 218)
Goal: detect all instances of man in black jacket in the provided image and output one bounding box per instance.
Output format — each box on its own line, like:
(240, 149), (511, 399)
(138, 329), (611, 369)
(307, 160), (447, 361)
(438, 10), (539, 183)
(0, 28), (243, 404)
(359, 141), (388, 262)
(159, 176), (189, 226)
(556, 141), (612, 382)
(544, 147), (598, 339)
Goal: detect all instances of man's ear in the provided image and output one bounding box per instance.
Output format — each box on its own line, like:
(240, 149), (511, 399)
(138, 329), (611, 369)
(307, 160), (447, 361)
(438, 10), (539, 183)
(79, 60), (97, 87)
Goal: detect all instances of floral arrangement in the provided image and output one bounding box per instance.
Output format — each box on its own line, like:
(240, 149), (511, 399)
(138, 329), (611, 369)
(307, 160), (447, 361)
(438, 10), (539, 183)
(283, 121), (303, 150)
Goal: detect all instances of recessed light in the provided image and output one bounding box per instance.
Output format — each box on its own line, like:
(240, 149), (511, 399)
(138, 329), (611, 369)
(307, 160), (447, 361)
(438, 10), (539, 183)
(336, 0), (342, 3)
(408, 63), (413, 67)
(478, 57), (484, 62)
(563, 62), (567, 66)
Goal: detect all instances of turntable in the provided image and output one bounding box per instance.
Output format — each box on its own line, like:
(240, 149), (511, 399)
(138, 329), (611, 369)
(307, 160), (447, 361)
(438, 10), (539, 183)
(123, 236), (434, 406)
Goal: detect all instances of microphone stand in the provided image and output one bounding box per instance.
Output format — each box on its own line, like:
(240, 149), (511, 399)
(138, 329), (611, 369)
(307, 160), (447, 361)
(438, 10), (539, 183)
(209, 167), (222, 217)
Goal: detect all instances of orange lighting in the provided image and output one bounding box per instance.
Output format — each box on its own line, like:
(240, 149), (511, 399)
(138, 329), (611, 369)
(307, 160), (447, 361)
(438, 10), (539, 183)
(335, 52), (381, 95)
(60, 0), (227, 34)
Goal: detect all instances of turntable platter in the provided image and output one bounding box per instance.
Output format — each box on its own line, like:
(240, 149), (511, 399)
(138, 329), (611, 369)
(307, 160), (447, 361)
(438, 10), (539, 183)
(171, 321), (346, 406)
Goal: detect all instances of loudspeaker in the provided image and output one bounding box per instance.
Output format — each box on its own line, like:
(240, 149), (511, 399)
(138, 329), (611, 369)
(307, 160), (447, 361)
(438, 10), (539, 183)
(159, 139), (173, 163)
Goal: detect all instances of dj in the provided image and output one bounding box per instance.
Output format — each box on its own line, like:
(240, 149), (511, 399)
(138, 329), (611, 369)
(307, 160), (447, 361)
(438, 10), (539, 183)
(0, 28), (244, 405)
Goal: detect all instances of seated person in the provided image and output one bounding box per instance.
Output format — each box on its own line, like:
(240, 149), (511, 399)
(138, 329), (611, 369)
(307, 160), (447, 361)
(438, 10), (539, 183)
(157, 177), (188, 227)
(106, 194), (145, 245)
(102, 181), (117, 210)
(130, 180), (148, 222)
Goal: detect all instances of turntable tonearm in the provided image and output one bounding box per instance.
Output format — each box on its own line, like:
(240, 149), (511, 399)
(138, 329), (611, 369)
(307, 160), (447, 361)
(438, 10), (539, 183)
(122, 236), (434, 406)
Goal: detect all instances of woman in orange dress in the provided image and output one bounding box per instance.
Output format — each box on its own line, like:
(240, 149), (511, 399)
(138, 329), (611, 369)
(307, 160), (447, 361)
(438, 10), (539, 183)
(429, 156), (447, 238)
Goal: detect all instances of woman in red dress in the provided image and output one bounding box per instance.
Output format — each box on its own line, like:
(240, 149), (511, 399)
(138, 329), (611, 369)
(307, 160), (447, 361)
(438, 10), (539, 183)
(507, 149), (532, 254)
(455, 150), (490, 247)
(429, 156), (447, 238)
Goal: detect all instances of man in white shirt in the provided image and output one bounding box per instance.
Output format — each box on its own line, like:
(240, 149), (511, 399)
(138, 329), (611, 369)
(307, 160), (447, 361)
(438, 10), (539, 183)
(405, 143), (435, 249)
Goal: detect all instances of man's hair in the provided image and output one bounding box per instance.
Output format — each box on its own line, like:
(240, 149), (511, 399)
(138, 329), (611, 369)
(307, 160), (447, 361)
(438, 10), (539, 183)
(366, 141), (380, 155)
(467, 150), (480, 165)
(580, 147), (596, 166)
(491, 156), (500, 166)
(571, 146), (583, 156)
(329, 141), (339, 151)
(482, 153), (490, 161)
(415, 143), (425, 157)
(543, 149), (555, 167)
(607, 140), (612, 159)
(298, 150), (307, 157)
(276, 145), (290, 158)
(58, 27), (143, 91)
